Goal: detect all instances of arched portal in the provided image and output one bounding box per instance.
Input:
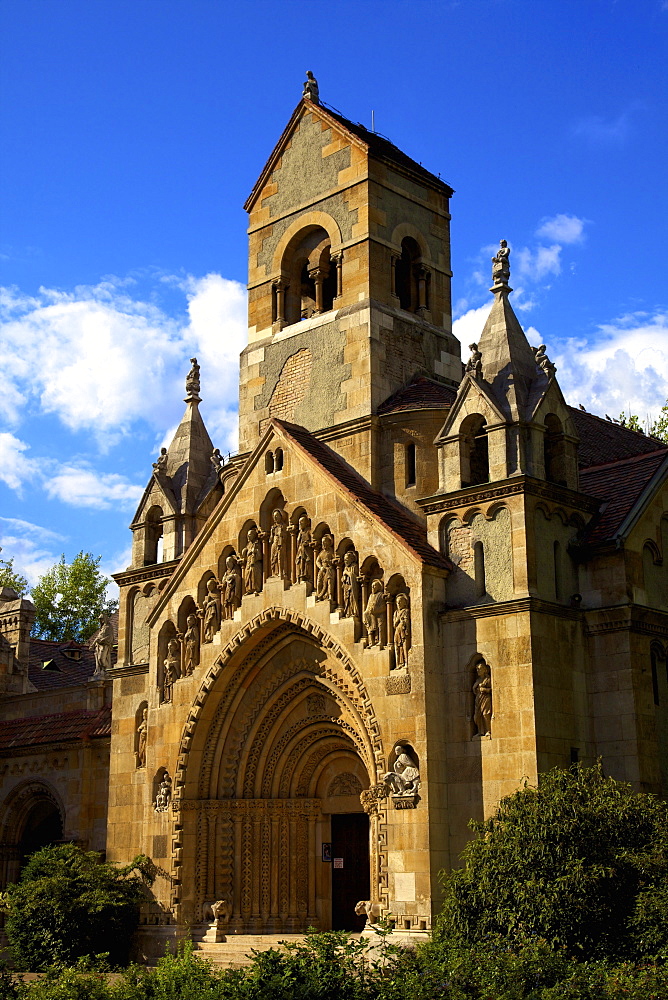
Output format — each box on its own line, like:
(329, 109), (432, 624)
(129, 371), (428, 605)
(0, 781), (64, 889)
(173, 611), (385, 933)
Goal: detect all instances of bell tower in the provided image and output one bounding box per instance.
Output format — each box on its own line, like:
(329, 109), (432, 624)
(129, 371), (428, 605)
(239, 76), (462, 482)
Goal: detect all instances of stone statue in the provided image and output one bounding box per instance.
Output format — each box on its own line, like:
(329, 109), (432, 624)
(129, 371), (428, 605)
(136, 707), (148, 768)
(92, 614), (114, 675)
(203, 899), (232, 924)
(183, 614), (200, 675)
(242, 526), (263, 595)
(363, 579), (385, 647)
(153, 447), (168, 472)
(269, 510), (286, 579)
(532, 344), (556, 377)
(354, 899), (382, 928)
(393, 593), (411, 669)
(295, 516), (313, 585)
(472, 658), (492, 738)
(202, 578), (221, 642)
(185, 357), (200, 396)
(465, 343), (482, 376)
(302, 70), (319, 104)
(163, 638), (180, 702)
(221, 554), (242, 619)
(341, 549), (360, 618)
(211, 448), (223, 470)
(315, 534), (335, 601)
(383, 744), (420, 795)
(154, 772), (172, 812)
(491, 239), (510, 286)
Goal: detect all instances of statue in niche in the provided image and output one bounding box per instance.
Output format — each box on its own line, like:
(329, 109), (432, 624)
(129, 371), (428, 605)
(92, 613), (114, 675)
(242, 526), (264, 595)
(363, 579), (385, 646)
(491, 239), (510, 286)
(532, 344), (557, 377)
(472, 658), (493, 738)
(163, 638), (180, 702)
(185, 357), (200, 396)
(383, 744), (420, 795)
(221, 554), (242, 619)
(302, 70), (319, 104)
(183, 614), (200, 675)
(393, 593), (411, 669)
(341, 549), (360, 618)
(136, 708), (148, 768)
(315, 534), (336, 601)
(202, 578), (221, 642)
(295, 516), (313, 585)
(465, 343), (482, 377)
(269, 509), (286, 579)
(153, 447), (168, 472)
(154, 772), (172, 812)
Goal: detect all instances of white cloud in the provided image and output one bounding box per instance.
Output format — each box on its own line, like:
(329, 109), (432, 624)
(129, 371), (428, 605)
(452, 303), (492, 347)
(44, 465), (144, 510)
(0, 516), (64, 542)
(0, 517), (62, 586)
(0, 433), (39, 492)
(553, 311), (668, 421)
(515, 244), (562, 282)
(536, 214), (587, 244)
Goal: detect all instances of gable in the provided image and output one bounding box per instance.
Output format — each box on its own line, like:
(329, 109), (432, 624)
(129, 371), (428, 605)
(434, 376), (507, 443)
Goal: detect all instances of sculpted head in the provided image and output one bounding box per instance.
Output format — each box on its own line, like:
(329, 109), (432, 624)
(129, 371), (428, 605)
(272, 509), (283, 524)
(396, 593), (408, 610)
(207, 579), (218, 594)
(476, 658), (489, 677)
(226, 555), (236, 570)
(187, 614), (198, 628)
(344, 549), (357, 567)
(371, 579), (383, 594)
(298, 515), (309, 531)
(321, 533), (333, 550)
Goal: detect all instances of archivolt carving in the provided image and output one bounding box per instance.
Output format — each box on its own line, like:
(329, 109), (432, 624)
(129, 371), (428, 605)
(280, 732), (353, 798)
(258, 715), (365, 799)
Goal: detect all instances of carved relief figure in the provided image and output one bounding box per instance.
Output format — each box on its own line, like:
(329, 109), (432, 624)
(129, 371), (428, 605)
(221, 554), (242, 619)
(92, 614), (114, 675)
(183, 615), (200, 675)
(163, 638), (180, 702)
(472, 658), (493, 738)
(393, 593), (411, 669)
(154, 772), (172, 812)
(341, 549), (360, 618)
(243, 526), (263, 595)
(315, 534), (335, 601)
(491, 239), (510, 285)
(295, 516), (313, 584)
(383, 744), (420, 795)
(363, 579), (385, 646)
(136, 708), (148, 768)
(203, 899), (232, 924)
(202, 578), (221, 642)
(269, 509), (286, 579)
(465, 343), (482, 376)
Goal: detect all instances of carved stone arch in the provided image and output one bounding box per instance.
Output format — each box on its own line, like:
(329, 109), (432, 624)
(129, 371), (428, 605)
(390, 222), (430, 262)
(644, 538), (662, 565)
(461, 506), (484, 525)
(280, 732), (356, 798)
(485, 501), (511, 522)
(271, 212), (343, 273)
(0, 780), (65, 886)
(0, 779), (65, 845)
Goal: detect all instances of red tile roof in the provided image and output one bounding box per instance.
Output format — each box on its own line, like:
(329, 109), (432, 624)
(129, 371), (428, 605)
(579, 449), (668, 543)
(377, 375), (457, 415)
(568, 407), (666, 469)
(276, 419), (452, 571)
(28, 612), (118, 690)
(0, 706), (111, 750)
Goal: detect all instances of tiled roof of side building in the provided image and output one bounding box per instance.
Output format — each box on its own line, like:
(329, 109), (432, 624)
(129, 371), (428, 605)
(0, 706), (111, 751)
(579, 449), (668, 543)
(568, 407), (666, 468)
(28, 611), (118, 690)
(276, 419), (453, 572)
(377, 375), (457, 415)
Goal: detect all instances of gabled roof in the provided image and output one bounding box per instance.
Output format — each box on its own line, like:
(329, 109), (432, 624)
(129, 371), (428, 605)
(569, 406), (666, 469)
(245, 99), (453, 213)
(277, 420), (452, 571)
(28, 611), (118, 690)
(579, 449), (668, 543)
(0, 706), (111, 751)
(377, 375), (457, 415)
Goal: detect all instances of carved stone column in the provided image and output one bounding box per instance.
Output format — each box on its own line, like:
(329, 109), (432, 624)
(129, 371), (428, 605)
(273, 278), (287, 325)
(390, 254), (399, 298)
(309, 266), (328, 314)
(331, 252), (343, 298)
(417, 265), (430, 315)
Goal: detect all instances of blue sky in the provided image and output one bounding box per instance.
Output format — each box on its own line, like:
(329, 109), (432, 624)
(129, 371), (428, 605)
(1, 0), (667, 591)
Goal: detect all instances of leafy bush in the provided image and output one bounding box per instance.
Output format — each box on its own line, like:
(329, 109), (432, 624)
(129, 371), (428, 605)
(1, 845), (156, 971)
(436, 763), (668, 961)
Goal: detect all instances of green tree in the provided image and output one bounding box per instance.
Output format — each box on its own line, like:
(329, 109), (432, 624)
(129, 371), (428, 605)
(0, 550), (28, 597)
(436, 763), (668, 961)
(30, 552), (118, 642)
(0, 844), (157, 970)
(619, 398), (668, 443)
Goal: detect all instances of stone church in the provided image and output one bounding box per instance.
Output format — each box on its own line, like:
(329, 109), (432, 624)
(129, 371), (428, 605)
(1, 81), (667, 956)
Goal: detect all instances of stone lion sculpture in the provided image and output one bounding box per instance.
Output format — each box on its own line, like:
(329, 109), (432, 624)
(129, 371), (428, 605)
(203, 899), (232, 924)
(355, 899), (382, 928)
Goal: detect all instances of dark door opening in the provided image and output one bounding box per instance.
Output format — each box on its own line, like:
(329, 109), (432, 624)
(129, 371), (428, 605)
(19, 801), (63, 868)
(331, 813), (370, 931)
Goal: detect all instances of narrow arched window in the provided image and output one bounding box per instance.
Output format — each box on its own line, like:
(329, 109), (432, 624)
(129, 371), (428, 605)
(461, 415), (489, 487)
(265, 452), (275, 475)
(395, 237), (421, 312)
(275, 448), (284, 471)
(474, 541), (486, 597)
(406, 443), (416, 487)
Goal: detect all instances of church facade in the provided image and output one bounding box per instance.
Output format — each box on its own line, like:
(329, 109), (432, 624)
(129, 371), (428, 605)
(1, 88), (667, 955)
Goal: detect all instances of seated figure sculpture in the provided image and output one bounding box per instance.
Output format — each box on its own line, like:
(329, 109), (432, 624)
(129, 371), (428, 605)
(383, 743), (420, 797)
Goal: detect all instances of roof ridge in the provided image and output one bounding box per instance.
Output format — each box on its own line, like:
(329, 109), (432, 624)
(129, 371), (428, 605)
(579, 447), (668, 475)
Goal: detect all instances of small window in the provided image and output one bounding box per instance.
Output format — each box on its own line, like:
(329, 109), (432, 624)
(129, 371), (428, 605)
(265, 452), (275, 475)
(275, 448), (284, 472)
(474, 541), (486, 597)
(406, 443), (416, 488)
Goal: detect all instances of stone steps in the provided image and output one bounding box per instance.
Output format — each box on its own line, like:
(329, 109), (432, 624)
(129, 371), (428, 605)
(192, 932), (310, 968)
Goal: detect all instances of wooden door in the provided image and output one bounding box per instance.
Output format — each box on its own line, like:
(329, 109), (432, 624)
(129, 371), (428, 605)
(331, 813), (370, 931)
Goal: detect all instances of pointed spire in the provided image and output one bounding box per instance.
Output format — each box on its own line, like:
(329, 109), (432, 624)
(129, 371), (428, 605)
(160, 359), (215, 514)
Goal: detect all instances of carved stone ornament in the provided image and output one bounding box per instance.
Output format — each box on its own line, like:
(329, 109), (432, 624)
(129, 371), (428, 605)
(354, 899), (382, 928)
(154, 772), (172, 812)
(302, 70), (319, 104)
(472, 658), (492, 738)
(491, 239), (510, 286)
(203, 899), (231, 924)
(464, 342), (483, 377)
(532, 343), (557, 377)
(162, 638), (180, 702)
(295, 516), (313, 585)
(363, 580), (385, 646)
(202, 578), (221, 643)
(183, 615), (200, 675)
(221, 554), (242, 619)
(315, 534), (335, 602)
(360, 782), (388, 815)
(341, 549), (360, 618)
(269, 510), (286, 580)
(185, 356), (200, 396)
(328, 772), (363, 797)
(392, 593), (410, 669)
(153, 447), (168, 472)
(136, 707), (148, 768)
(211, 448), (223, 470)
(92, 614), (114, 675)
(243, 526), (263, 595)
(383, 743), (420, 807)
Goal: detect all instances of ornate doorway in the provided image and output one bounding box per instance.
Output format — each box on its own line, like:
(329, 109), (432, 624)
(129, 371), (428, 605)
(331, 813), (369, 930)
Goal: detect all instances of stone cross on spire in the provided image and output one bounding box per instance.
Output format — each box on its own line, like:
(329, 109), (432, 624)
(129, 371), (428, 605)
(185, 357), (201, 401)
(302, 71), (320, 105)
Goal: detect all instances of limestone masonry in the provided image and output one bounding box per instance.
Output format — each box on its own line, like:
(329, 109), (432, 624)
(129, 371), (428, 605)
(1, 87), (667, 958)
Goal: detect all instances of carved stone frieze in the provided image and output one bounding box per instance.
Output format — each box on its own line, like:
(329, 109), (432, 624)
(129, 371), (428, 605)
(385, 673), (411, 695)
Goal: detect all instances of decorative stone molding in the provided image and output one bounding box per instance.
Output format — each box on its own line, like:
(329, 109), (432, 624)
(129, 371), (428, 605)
(385, 672), (411, 695)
